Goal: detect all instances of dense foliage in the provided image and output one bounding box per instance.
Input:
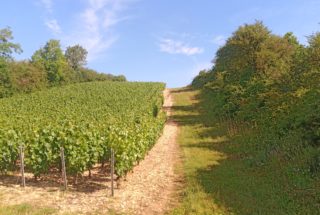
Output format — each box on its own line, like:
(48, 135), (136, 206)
(0, 27), (126, 98)
(192, 21), (319, 196)
(0, 81), (165, 177)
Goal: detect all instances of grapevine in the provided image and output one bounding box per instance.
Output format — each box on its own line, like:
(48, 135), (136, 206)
(0, 81), (166, 177)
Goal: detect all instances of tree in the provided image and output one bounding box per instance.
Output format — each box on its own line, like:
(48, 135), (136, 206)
(307, 32), (320, 70)
(65, 45), (88, 70)
(0, 27), (22, 60)
(255, 34), (296, 84)
(214, 21), (271, 85)
(0, 27), (23, 97)
(31, 39), (70, 85)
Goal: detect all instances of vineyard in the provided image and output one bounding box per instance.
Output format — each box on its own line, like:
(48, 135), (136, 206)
(0, 81), (166, 178)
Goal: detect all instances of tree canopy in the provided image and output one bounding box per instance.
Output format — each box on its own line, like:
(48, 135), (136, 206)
(0, 27), (22, 60)
(65, 44), (88, 70)
(31, 39), (69, 85)
(0, 27), (126, 98)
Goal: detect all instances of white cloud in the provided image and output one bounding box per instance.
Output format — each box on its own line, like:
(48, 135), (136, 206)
(212, 35), (226, 46)
(41, 0), (53, 13)
(159, 39), (203, 56)
(45, 19), (61, 35)
(40, 0), (133, 61)
(103, 12), (131, 29)
(64, 31), (118, 62)
(88, 0), (108, 10)
(65, 0), (132, 61)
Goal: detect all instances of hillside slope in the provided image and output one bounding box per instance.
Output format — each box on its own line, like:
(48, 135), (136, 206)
(171, 87), (319, 215)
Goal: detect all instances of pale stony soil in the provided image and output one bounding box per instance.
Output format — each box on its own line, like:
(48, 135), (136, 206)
(0, 89), (181, 215)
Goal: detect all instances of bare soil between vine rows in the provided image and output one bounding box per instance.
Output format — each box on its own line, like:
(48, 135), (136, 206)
(0, 89), (182, 215)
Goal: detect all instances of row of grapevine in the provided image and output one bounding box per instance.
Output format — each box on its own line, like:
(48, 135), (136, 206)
(0, 81), (166, 177)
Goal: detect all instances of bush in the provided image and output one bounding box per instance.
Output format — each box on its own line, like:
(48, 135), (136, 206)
(192, 21), (320, 179)
(191, 69), (215, 88)
(9, 61), (47, 93)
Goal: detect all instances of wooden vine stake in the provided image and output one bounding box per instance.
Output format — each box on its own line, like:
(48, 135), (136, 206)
(19, 145), (25, 188)
(111, 148), (115, 197)
(60, 147), (68, 190)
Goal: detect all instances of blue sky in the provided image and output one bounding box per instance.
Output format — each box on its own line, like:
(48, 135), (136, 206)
(1, 0), (320, 87)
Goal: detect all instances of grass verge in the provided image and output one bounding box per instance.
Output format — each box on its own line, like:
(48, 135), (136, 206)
(170, 87), (319, 215)
(0, 203), (56, 215)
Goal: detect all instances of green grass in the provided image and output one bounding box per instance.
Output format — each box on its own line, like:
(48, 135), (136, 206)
(0, 203), (124, 215)
(0, 192), (56, 215)
(0, 200), (119, 215)
(0, 203), (56, 215)
(170, 87), (320, 215)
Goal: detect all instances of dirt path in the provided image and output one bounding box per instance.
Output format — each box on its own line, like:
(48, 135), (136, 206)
(0, 89), (181, 215)
(110, 89), (180, 214)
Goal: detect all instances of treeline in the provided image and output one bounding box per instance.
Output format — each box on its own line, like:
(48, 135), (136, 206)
(0, 27), (126, 98)
(192, 21), (319, 179)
